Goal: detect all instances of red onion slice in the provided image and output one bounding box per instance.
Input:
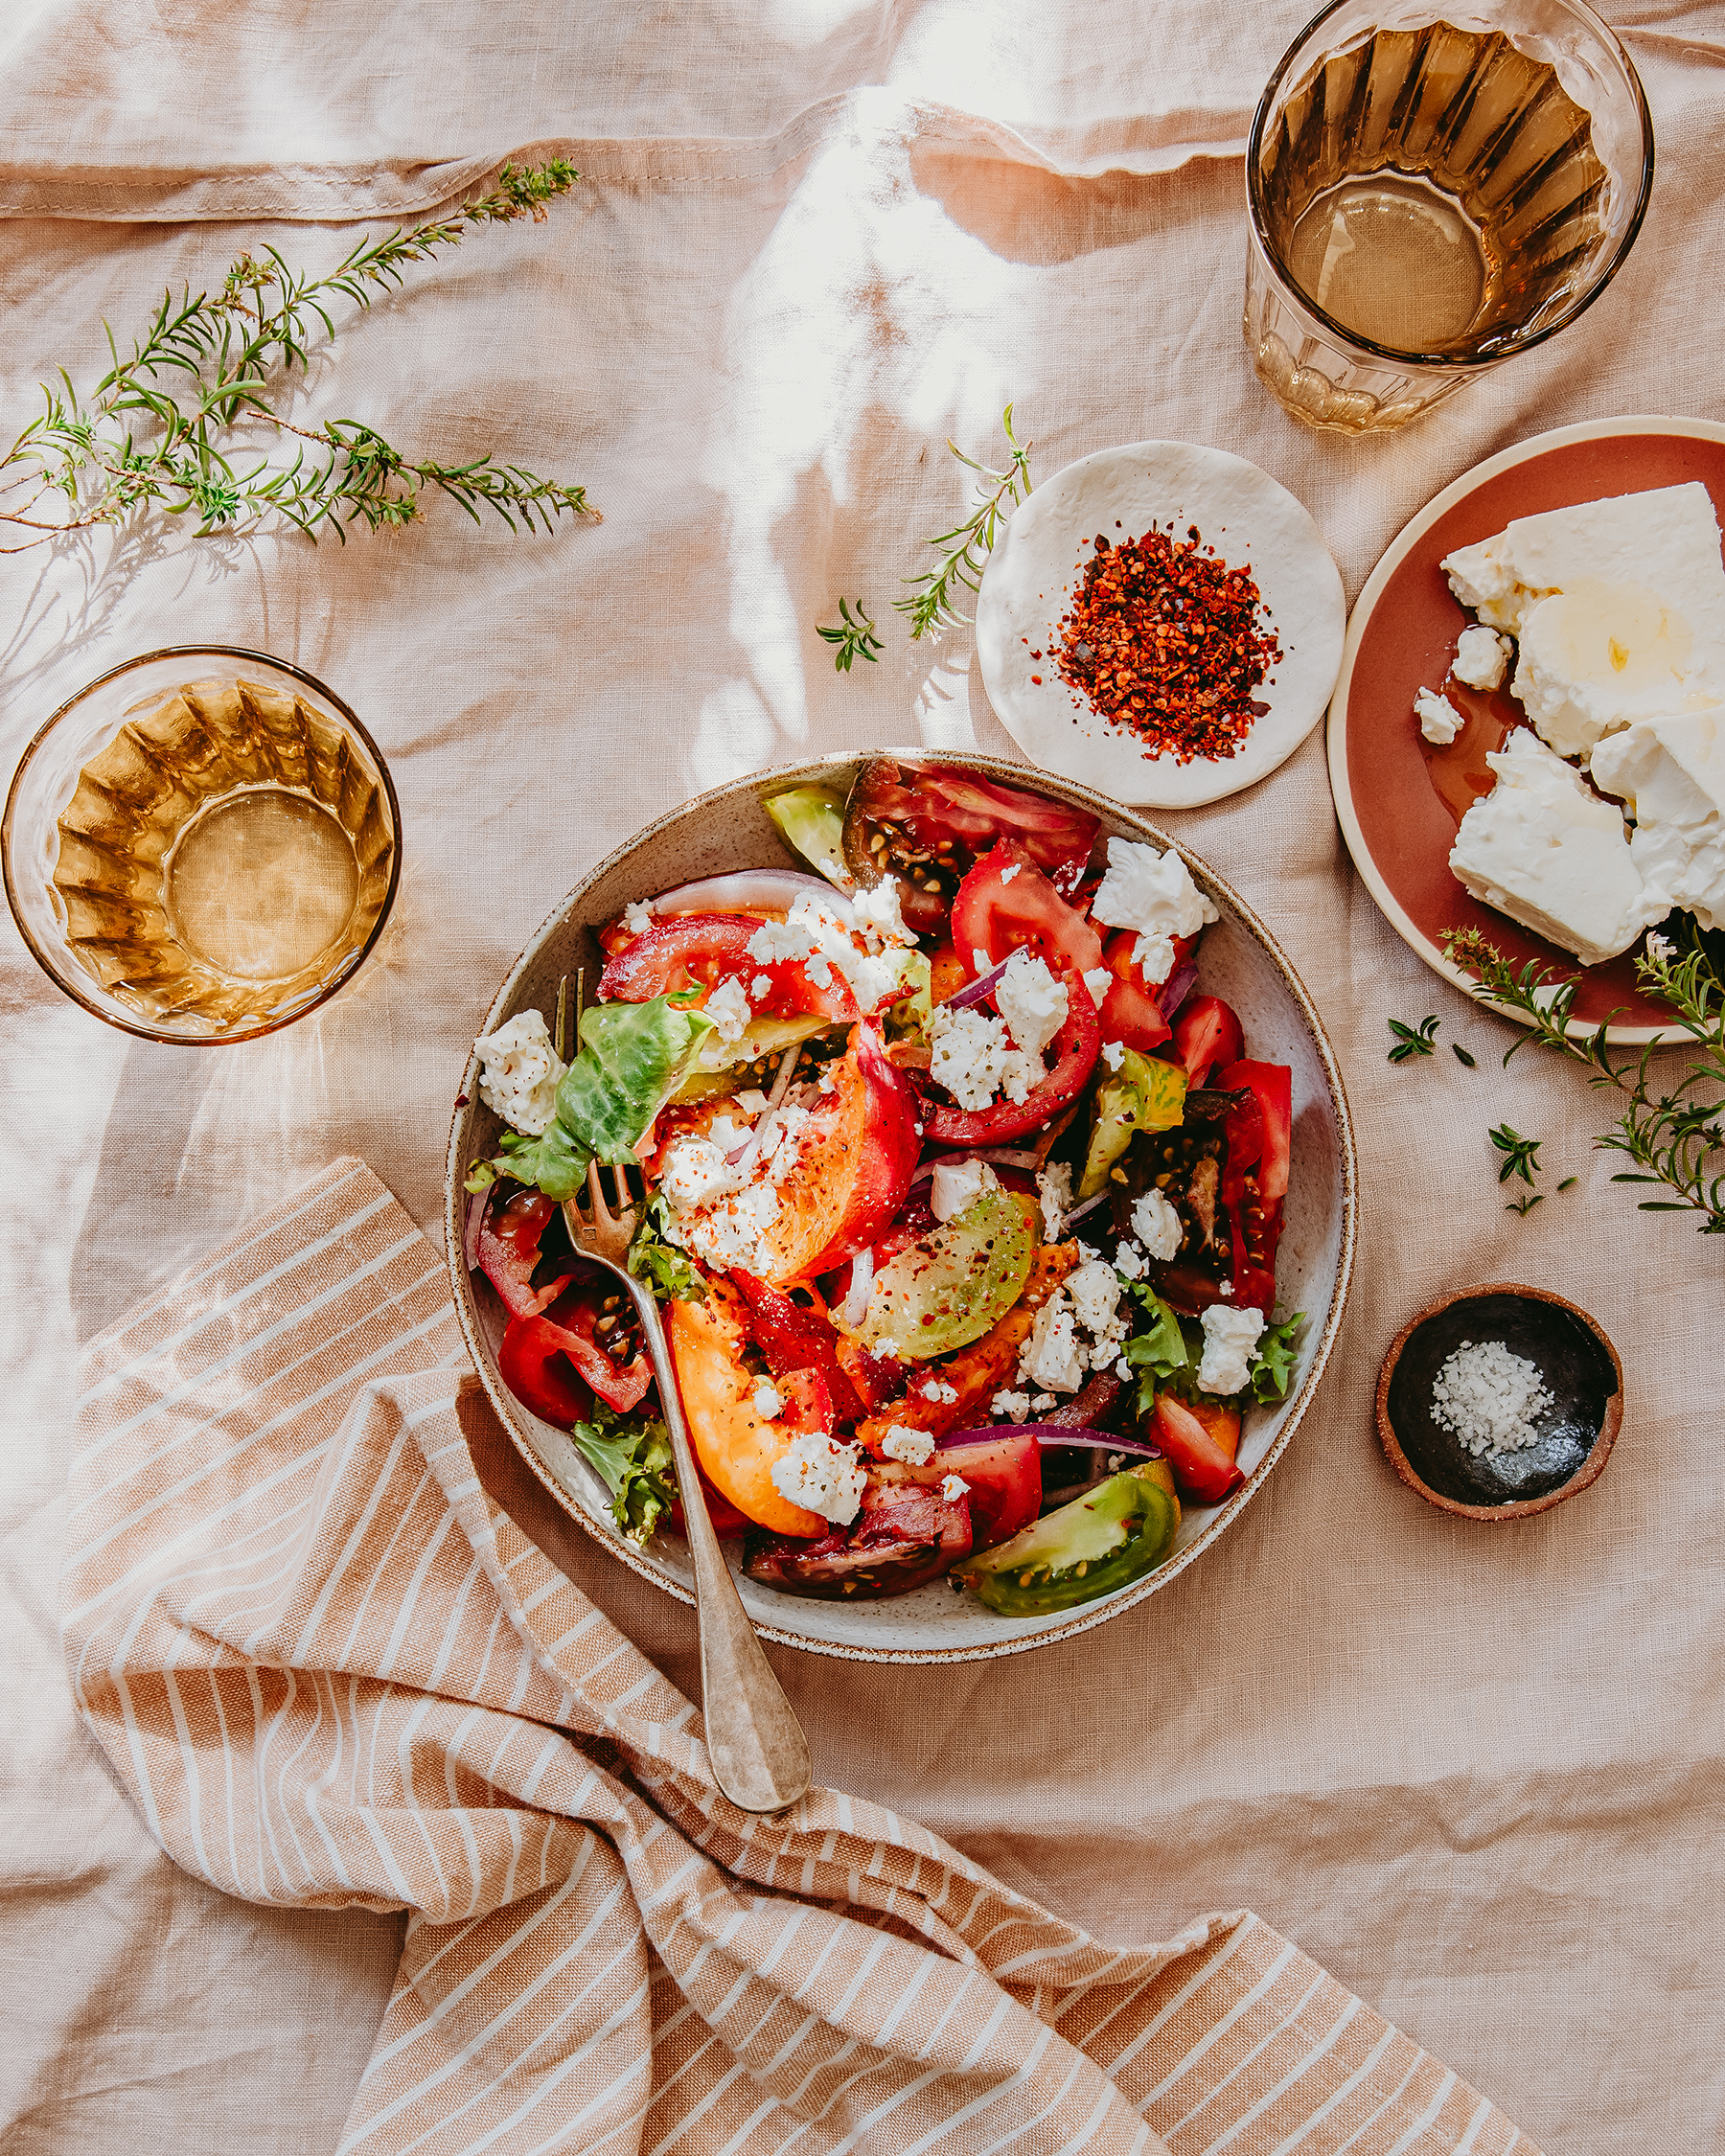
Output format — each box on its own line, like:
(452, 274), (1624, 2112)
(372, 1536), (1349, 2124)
(908, 1146), (1044, 1185)
(944, 956), (1009, 1010)
(1066, 1189), (1110, 1225)
(652, 870), (837, 918)
(1161, 960), (1198, 1021)
(937, 1423), (1162, 1459)
(464, 1188), (490, 1273)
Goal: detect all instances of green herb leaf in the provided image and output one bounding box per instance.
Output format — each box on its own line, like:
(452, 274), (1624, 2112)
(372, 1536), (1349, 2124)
(1387, 1014), (1439, 1064)
(1489, 1122), (1543, 1186)
(1506, 1191), (1546, 1216)
(1452, 1043), (1477, 1068)
(1557, 1175), (1577, 1192)
(816, 597), (885, 673)
(895, 404), (1033, 639)
(627, 1195), (708, 1306)
(1121, 1284), (1191, 1418)
(567, 1401), (678, 1545)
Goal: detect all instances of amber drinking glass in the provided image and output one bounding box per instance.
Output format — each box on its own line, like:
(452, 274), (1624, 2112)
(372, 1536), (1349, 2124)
(1244, 0), (1653, 433)
(4, 647), (401, 1044)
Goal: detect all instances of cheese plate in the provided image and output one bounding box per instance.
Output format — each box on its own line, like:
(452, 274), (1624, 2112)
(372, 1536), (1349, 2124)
(1326, 415), (1725, 1045)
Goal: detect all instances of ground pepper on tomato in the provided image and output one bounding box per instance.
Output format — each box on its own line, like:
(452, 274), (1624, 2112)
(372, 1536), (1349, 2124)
(1053, 526), (1282, 764)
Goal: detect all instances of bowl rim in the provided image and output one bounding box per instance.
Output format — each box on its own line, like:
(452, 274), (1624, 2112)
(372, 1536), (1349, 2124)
(1375, 1278), (1624, 1521)
(2, 642), (403, 1046)
(443, 748), (1360, 1663)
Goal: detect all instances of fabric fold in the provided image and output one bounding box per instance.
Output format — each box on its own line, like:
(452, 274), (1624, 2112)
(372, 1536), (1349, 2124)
(62, 1157), (1536, 2156)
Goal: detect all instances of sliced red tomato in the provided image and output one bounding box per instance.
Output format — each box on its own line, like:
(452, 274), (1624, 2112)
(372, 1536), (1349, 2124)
(475, 1190), (570, 1319)
(538, 1282), (654, 1411)
(1217, 1058), (1291, 1315)
(930, 1434), (1040, 1548)
(729, 1272), (867, 1425)
(922, 962), (1101, 1145)
(847, 759), (1099, 878)
(497, 1313), (595, 1428)
(1153, 1394), (1245, 1504)
(597, 912), (859, 1023)
(774, 1367), (836, 1436)
(1096, 929), (1172, 1052)
(1172, 995), (1245, 1087)
(1184, 1400), (1242, 1461)
(950, 841), (1105, 980)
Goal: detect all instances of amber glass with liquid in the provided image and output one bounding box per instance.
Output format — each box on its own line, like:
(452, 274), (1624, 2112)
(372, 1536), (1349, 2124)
(1245, 1), (1652, 433)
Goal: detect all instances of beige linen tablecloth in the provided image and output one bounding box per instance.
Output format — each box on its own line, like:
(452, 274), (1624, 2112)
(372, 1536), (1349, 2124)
(2, 4), (1722, 2150)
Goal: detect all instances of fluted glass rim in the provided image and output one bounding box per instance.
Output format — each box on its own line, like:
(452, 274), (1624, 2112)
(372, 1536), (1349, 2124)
(1246, 0), (1655, 371)
(3, 643), (403, 1046)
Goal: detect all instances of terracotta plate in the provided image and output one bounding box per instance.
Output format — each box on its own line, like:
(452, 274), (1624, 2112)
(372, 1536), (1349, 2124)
(445, 753), (1357, 1664)
(1327, 414), (1725, 1044)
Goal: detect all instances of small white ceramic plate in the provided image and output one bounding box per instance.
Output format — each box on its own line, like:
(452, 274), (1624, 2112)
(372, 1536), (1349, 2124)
(976, 441), (1346, 809)
(446, 753), (1357, 1665)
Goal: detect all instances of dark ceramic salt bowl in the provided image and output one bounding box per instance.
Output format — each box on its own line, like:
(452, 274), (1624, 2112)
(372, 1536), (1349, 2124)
(1377, 1283), (1622, 1520)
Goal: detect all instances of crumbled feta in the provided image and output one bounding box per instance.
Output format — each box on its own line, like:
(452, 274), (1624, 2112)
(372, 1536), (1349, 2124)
(928, 1002), (1040, 1110)
(1453, 625), (1511, 690)
(770, 1433), (867, 1523)
(992, 1389), (1031, 1421)
(752, 1379), (785, 1419)
(1000, 861), (1021, 884)
(1591, 709), (1725, 931)
(703, 975), (752, 1042)
(473, 1010), (566, 1136)
(930, 1157), (999, 1223)
(881, 1424), (936, 1465)
(994, 948), (1069, 1055)
(1067, 1258), (1123, 1339)
(1037, 1160), (1072, 1244)
(1101, 1039), (1125, 1071)
(850, 879), (917, 947)
(939, 1474), (970, 1502)
(707, 1114), (750, 1155)
(623, 901), (655, 936)
(1089, 837), (1218, 984)
(674, 1181), (781, 1272)
(1197, 1303), (1266, 1396)
(1431, 1339), (1552, 1456)
(921, 1377), (959, 1404)
(735, 1090), (770, 1115)
(1414, 687), (1464, 745)
(1130, 1187), (1183, 1261)
(1019, 1289), (1087, 1393)
(972, 947), (991, 976)
(1030, 1392), (1056, 1414)
(1449, 728), (1658, 966)
(1114, 1240), (1145, 1281)
(784, 892), (902, 1010)
(750, 973), (772, 999)
(658, 1135), (740, 1210)
(1083, 965), (1113, 1007)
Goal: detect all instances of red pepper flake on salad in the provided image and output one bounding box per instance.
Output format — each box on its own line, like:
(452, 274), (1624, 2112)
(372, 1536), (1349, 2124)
(461, 760), (1305, 1617)
(1055, 526), (1282, 765)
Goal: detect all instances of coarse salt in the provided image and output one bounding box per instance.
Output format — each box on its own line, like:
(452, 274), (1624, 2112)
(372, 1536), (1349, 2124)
(1430, 1339), (1552, 1456)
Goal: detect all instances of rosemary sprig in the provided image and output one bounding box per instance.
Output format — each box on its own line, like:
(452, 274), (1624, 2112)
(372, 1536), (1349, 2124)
(816, 597), (884, 672)
(1490, 1123), (1543, 1186)
(0, 160), (594, 550)
(894, 402), (1033, 638)
(1387, 1013), (1439, 1064)
(1445, 922), (1725, 1232)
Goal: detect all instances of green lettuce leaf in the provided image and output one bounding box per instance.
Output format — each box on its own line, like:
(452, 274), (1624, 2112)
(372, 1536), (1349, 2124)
(1121, 1283), (1192, 1418)
(628, 1194), (708, 1306)
(492, 1120), (591, 1203)
(568, 1401), (679, 1545)
(1248, 1311), (1304, 1403)
(561, 998), (717, 1164)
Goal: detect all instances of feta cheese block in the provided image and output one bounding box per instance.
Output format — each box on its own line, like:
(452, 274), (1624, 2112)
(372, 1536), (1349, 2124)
(1414, 687), (1464, 745)
(1591, 709), (1725, 931)
(1449, 728), (1658, 966)
(1441, 483), (1725, 759)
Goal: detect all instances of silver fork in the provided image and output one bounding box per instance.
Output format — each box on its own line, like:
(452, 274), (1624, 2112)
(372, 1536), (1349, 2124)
(563, 1161), (812, 1815)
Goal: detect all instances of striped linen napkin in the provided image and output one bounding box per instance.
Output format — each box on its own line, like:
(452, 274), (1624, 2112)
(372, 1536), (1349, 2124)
(61, 1158), (1536, 2156)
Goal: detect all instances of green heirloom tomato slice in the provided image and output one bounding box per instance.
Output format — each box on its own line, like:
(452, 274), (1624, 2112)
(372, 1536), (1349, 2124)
(955, 1460), (1181, 1616)
(835, 1185), (1037, 1362)
(1078, 1049), (1187, 1199)
(765, 786), (853, 892)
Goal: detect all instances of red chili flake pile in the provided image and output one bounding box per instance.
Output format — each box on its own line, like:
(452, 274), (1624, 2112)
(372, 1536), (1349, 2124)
(1053, 524), (1282, 764)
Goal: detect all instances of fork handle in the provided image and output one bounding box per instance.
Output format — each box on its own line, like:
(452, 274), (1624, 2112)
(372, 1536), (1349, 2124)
(618, 1272), (813, 1815)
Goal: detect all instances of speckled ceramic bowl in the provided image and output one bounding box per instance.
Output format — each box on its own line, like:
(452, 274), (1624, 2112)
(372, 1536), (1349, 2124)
(444, 752), (1357, 1663)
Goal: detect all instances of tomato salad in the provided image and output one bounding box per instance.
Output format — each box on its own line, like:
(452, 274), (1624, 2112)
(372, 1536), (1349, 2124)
(464, 760), (1302, 1617)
